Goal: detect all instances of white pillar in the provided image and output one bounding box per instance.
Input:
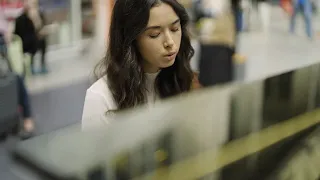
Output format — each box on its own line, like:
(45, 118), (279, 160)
(89, 0), (111, 61)
(70, 0), (82, 43)
(95, 0), (109, 49)
(258, 2), (271, 32)
(59, 22), (71, 46)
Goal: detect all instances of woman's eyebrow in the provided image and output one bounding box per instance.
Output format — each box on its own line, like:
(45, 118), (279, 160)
(145, 19), (180, 31)
(171, 19), (180, 25)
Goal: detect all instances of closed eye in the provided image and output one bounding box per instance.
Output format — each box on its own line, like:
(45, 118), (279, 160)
(149, 33), (160, 38)
(171, 27), (180, 32)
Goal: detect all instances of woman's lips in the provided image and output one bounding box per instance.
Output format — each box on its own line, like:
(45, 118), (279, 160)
(164, 52), (177, 61)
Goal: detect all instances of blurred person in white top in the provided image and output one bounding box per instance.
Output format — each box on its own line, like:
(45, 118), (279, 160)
(81, 0), (196, 131)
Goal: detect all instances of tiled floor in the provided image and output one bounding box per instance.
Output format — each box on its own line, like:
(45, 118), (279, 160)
(0, 7), (320, 179)
(25, 57), (94, 94)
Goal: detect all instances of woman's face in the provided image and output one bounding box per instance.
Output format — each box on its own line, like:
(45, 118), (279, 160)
(137, 2), (182, 73)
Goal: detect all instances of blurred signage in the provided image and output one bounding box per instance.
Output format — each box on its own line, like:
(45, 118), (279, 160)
(0, 0), (23, 8)
(0, 0), (23, 21)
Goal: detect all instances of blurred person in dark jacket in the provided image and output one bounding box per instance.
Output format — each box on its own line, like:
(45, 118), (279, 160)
(14, 0), (49, 75)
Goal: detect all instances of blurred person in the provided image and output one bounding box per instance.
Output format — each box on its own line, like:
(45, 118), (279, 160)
(193, 0), (215, 21)
(82, 0), (195, 130)
(14, 0), (49, 75)
(16, 73), (35, 139)
(0, 6), (10, 61)
(254, 0), (271, 32)
(193, 0), (236, 86)
(290, 0), (313, 39)
(280, 0), (293, 15)
(1, 1), (35, 138)
(0, 51), (35, 139)
(232, 0), (242, 46)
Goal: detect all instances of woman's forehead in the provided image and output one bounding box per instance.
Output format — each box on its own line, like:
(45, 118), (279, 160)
(147, 3), (179, 28)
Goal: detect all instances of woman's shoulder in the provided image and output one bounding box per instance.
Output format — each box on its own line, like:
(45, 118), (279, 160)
(82, 76), (116, 130)
(86, 76), (115, 104)
(88, 76), (109, 94)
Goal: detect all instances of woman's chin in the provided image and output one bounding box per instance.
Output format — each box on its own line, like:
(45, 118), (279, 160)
(160, 59), (176, 68)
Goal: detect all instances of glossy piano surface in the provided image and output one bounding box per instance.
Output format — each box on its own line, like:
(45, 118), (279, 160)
(12, 63), (320, 180)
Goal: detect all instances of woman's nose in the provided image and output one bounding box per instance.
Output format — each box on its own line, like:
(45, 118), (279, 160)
(163, 32), (174, 48)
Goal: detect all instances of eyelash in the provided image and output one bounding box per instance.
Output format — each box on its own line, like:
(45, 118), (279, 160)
(172, 27), (180, 32)
(149, 34), (160, 38)
(149, 27), (180, 39)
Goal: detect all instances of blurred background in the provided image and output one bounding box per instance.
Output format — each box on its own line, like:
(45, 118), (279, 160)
(0, 0), (320, 179)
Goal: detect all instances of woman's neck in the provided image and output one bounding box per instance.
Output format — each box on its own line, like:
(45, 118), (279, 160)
(145, 69), (160, 74)
(144, 67), (160, 74)
(142, 61), (160, 73)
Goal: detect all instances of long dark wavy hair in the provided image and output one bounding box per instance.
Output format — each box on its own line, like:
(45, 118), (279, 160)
(95, 0), (194, 110)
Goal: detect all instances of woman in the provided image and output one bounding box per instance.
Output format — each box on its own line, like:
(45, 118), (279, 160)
(0, 2), (35, 139)
(14, 0), (48, 74)
(82, 0), (195, 130)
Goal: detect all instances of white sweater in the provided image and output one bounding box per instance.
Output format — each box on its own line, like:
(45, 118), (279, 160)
(81, 72), (159, 130)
